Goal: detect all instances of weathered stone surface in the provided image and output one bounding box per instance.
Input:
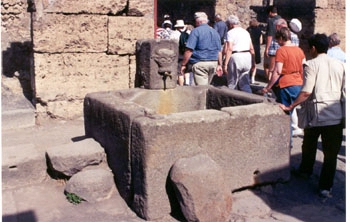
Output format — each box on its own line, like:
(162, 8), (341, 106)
(33, 14), (108, 53)
(84, 90), (157, 205)
(2, 77), (35, 130)
(65, 168), (116, 203)
(84, 86), (290, 220)
(128, 0), (153, 16)
(37, 0), (127, 14)
(1, 0), (31, 49)
(135, 39), (178, 90)
(231, 190), (271, 217)
(46, 138), (105, 177)
(34, 52), (130, 118)
(170, 154), (232, 222)
(108, 17), (154, 55)
(2, 143), (46, 188)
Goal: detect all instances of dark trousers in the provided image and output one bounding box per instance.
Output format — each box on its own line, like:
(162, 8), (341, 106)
(299, 123), (343, 190)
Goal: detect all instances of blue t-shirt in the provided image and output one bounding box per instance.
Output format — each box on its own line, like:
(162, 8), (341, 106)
(186, 24), (222, 64)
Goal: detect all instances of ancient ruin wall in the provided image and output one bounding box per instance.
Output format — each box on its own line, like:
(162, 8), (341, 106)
(1, 0), (346, 120)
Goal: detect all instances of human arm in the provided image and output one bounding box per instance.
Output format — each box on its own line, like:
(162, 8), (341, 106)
(180, 48), (193, 74)
(250, 41), (256, 70)
(279, 91), (311, 111)
(265, 35), (272, 57)
(223, 41), (233, 75)
(261, 61), (282, 93)
(216, 51), (223, 76)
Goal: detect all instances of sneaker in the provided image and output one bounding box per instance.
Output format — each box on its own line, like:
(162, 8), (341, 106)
(319, 189), (332, 198)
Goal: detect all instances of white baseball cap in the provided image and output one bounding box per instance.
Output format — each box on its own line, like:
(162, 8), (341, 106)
(289, 18), (302, 33)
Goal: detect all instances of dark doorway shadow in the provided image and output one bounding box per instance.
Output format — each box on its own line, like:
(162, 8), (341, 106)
(2, 41), (33, 102)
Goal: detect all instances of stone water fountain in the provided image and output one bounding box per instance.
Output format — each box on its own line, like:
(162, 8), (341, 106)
(84, 39), (290, 220)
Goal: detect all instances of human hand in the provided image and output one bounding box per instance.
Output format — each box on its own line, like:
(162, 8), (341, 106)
(180, 65), (186, 75)
(216, 65), (223, 76)
(260, 87), (269, 94)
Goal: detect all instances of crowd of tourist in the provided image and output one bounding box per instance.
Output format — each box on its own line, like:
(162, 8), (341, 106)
(156, 5), (346, 200)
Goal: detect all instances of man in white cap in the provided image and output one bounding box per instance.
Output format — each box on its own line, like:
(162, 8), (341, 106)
(156, 20), (173, 39)
(180, 12), (222, 85)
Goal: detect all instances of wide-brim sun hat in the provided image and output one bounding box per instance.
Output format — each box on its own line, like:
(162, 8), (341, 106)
(174, 20), (185, 28)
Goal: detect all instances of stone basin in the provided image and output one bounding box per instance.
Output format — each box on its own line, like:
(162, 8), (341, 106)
(84, 85), (290, 220)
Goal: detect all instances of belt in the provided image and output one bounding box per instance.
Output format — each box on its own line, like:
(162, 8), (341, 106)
(232, 50), (250, 54)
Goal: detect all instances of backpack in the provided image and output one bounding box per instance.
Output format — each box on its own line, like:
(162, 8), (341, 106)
(179, 31), (189, 55)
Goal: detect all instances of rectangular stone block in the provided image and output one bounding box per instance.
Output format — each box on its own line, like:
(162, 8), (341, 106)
(33, 14), (108, 53)
(34, 53), (130, 118)
(35, 53), (129, 102)
(131, 103), (289, 220)
(2, 144), (47, 189)
(84, 86), (290, 220)
(108, 17), (154, 55)
(36, 0), (127, 14)
(135, 39), (179, 90)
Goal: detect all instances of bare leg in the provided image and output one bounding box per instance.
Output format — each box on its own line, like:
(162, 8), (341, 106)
(178, 75), (184, 86)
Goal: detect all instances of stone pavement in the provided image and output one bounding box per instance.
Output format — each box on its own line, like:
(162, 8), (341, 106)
(2, 115), (346, 222)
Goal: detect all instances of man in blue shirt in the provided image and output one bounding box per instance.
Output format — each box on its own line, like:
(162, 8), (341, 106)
(180, 12), (222, 85)
(213, 13), (228, 46)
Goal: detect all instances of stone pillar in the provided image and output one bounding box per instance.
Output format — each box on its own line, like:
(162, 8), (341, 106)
(136, 39), (178, 90)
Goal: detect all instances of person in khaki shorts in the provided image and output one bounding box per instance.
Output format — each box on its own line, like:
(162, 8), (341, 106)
(180, 12), (222, 85)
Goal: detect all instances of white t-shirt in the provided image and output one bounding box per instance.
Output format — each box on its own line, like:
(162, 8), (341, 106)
(226, 27), (251, 52)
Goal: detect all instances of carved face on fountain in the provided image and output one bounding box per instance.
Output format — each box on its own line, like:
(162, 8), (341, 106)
(151, 47), (177, 74)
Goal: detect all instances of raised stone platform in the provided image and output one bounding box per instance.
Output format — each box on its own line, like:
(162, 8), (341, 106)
(84, 86), (290, 220)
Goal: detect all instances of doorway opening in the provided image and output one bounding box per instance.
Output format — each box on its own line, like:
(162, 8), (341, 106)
(156, 0), (216, 29)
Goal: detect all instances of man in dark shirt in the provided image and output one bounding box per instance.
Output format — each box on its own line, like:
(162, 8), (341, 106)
(213, 13), (228, 46)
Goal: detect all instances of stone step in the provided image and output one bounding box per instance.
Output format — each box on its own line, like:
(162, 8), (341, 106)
(2, 143), (47, 189)
(2, 84), (36, 130)
(2, 138), (109, 191)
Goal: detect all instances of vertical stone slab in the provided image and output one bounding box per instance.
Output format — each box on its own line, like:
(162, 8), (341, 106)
(131, 110), (231, 220)
(136, 39), (178, 90)
(84, 90), (151, 205)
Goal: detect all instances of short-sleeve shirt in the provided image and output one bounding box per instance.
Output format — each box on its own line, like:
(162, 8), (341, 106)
(275, 45), (305, 88)
(302, 54), (345, 126)
(267, 15), (281, 37)
(186, 24), (222, 64)
(226, 27), (251, 52)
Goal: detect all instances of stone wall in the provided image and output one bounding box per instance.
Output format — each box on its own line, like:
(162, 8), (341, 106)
(32, 0), (154, 119)
(1, 0), (346, 120)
